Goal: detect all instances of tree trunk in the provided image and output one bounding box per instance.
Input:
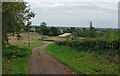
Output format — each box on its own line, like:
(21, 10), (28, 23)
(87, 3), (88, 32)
(28, 26), (30, 47)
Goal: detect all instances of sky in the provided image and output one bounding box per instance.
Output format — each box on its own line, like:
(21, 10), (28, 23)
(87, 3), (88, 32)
(25, 0), (118, 28)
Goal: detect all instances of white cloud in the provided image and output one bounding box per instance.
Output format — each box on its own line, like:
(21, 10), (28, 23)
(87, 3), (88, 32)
(39, 2), (65, 7)
(65, 10), (73, 13)
(94, 3), (118, 11)
(28, 2), (65, 8)
(28, 1), (118, 28)
(100, 5), (117, 11)
(70, 3), (86, 6)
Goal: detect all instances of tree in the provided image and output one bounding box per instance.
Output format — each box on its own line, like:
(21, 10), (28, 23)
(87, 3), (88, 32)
(89, 22), (96, 38)
(50, 27), (60, 36)
(71, 27), (75, 30)
(49, 32), (53, 36)
(25, 7), (35, 47)
(2, 2), (35, 47)
(39, 22), (50, 35)
(90, 22), (92, 28)
(27, 21), (32, 47)
(41, 22), (47, 26)
(83, 28), (86, 31)
(103, 29), (118, 42)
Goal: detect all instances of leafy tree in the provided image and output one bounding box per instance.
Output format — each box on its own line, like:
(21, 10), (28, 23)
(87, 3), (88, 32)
(41, 22), (47, 26)
(103, 29), (118, 42)
(37, 22), (61, 36)
(2, 2), (35, 47)
(89, 22), (96, 38)
(49, 32), (53, 36)
(50, 27), (60, 36)
(39, 22), (50, 35)
(72, 32), (77, 37)
(83, 28), (86, 31)
(71, 27), (75, 30)
(98, 30), (106, 37)
(34, 26), (40, 33)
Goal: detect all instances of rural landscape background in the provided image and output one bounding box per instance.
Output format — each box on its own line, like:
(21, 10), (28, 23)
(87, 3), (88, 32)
(2, 0), (120, 75)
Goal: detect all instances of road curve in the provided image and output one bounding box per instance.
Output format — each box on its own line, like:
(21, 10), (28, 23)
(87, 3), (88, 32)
(29, 41), (76, 74)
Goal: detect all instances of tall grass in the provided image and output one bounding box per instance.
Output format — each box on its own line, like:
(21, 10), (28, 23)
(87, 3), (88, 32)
(2, 40), (43, 74)
(45, 43), (118, 74)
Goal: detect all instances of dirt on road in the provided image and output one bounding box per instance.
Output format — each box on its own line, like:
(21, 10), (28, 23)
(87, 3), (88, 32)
(29, 41), (76, 74)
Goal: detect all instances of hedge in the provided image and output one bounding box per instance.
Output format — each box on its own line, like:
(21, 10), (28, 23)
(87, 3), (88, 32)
(56, 39), (120, 52)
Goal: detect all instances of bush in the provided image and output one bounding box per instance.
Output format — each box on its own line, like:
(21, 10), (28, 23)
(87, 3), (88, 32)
(56, 39), (120, 53)
(3, 46), (30, 59)
(2, 49), (15, 59)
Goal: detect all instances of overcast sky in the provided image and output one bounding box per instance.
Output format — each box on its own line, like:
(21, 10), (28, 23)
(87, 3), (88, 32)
(25, 0), (118, 28)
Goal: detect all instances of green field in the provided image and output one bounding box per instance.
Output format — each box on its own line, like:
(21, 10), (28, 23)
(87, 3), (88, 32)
(2, 40), (43, 74)
(45, 43), (118, 74)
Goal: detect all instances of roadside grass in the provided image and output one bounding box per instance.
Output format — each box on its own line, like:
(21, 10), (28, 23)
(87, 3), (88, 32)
(37, 51), (41, 56)
(11, 40), (43, 49)
(45, 43), (118, 74)
(36, 49), (41, 56)
(3, 40), (43, 74)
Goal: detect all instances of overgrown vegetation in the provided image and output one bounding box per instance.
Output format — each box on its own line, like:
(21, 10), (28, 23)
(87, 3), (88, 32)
(2, 41), (43, 74)
(45, 44), (118, 74)
(2, 46), (31, 74)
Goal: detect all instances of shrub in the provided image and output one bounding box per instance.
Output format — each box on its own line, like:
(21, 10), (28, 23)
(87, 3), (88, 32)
(56, 39), (120, 53)
(3, 46), (30, 59)
(2, 49), (15, 59)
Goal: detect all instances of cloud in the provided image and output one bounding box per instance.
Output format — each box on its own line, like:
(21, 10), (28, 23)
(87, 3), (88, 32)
(69, 3), (86, 6)
(39, 2), (65, 8)
(28, 1), (117, 11)
(94, 3), (118, 11)
(28, 2), (66, 9)
(28, 2), (118, 28)
(65, 10), (73, 13)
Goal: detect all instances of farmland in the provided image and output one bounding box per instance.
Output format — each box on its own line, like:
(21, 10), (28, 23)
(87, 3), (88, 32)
(2, 28), (119, 74)
(2, 1), (119, 75)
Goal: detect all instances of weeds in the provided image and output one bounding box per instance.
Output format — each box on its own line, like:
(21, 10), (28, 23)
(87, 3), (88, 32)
(45, 43), (118, 74)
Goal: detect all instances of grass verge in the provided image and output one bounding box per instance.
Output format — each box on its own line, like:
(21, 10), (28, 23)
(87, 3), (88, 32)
(36, 49), (41, 56)
(45, 43), (118, 74)
(3, 40), (43, 74)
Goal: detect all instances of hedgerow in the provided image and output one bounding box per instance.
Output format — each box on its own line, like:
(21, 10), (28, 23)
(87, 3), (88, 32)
(56, 39), (120, 53)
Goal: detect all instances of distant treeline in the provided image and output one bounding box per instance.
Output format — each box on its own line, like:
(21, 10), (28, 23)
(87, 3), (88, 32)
(31, 22), (119, 39)
(32, 25), (119, 30)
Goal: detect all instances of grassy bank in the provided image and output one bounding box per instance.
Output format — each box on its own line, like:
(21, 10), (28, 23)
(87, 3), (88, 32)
(45, 43), (118, 74)
(3, 40), (43, 74)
